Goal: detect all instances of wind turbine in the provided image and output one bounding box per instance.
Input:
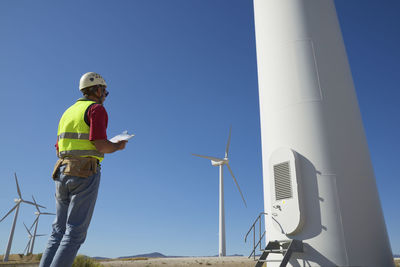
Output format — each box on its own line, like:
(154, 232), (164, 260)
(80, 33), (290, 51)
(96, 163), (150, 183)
(193, 127), (247, 257)
(22, 222), (45, 256)
(0, 173), (45, 262)
(28, 196), (54, 254)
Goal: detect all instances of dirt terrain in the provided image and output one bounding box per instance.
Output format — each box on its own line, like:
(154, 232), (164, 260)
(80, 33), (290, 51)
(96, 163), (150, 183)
(100, 256), (255, 267)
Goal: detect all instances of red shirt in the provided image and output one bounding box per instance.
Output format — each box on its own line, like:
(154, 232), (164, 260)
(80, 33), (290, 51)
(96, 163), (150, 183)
(55, 104), (108, 151)
(87, 104), (108, 140)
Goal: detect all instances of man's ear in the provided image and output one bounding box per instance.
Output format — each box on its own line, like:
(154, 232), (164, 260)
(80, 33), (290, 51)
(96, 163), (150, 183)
(96, 86), (102, 97)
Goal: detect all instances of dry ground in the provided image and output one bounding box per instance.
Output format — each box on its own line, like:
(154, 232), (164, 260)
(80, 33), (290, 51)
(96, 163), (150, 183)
(0, 255), (256, 267)
(102, 257), (400, 267)
(101, 257), (400, 267)
(0, 254), (40, 266)
(0, 254), (398, 266)
(100, 256), (255, 267)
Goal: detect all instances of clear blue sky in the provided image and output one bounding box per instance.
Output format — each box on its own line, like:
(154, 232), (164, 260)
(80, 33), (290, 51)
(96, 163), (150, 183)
(0, 0), (398, 258)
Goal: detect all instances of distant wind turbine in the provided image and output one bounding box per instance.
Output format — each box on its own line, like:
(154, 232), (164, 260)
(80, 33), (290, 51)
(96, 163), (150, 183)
(28, 196), (54, 254)
(0, 173), (45, 262)
(193, 127), (247, 257)
(22, 222), (45, 256)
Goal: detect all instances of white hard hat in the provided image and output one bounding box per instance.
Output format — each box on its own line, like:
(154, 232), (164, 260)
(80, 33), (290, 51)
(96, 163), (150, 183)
(79, 72), (107, 91)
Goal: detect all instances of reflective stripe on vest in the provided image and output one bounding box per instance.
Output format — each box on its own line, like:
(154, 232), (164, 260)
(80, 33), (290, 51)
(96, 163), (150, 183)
(58, 132), (90, 140)
(57, 98), (104, 162)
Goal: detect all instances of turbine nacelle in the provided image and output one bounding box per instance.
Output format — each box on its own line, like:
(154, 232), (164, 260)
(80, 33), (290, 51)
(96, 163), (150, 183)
(211, 159), (228, 166)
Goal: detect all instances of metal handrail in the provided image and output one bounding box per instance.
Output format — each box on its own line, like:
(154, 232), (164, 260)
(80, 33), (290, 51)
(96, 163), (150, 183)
(249, 231), (266, 258)
(245, 212), (268, 260)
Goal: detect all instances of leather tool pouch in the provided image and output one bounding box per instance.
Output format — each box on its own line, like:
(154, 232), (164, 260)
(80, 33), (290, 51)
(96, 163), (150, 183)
(52, 157), (98, 179)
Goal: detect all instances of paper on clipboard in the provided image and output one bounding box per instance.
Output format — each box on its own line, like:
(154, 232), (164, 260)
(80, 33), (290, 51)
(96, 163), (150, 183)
(109, 130), (135, 143)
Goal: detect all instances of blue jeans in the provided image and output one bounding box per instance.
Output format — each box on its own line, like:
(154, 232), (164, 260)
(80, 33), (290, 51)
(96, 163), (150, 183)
(40, 164), (101, 267)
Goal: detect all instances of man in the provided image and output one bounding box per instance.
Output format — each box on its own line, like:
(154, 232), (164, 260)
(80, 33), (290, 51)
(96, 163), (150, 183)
(40, 72), (127, 267)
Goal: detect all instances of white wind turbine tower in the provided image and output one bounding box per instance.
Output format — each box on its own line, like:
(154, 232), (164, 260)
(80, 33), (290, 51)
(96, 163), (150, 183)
(28, 196), (54, 254)
(0, 173), (45, 262)
(193, 127), (247, 257)
(22, 222), (45, 256)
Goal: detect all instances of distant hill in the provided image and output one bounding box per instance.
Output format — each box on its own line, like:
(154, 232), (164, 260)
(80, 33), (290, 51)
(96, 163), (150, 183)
(92, 256), (110, 260)
(213, 254), (244, 257)
(119, 252), (167, 259)
(394, 254), (400, 258)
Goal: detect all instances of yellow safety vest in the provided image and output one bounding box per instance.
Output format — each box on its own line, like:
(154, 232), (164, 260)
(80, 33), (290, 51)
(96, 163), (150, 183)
(57, 98), (104, 162)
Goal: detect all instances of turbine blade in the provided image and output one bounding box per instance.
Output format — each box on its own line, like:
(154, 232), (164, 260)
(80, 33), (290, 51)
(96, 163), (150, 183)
(225, 126), (232, 158)
(192, 153), (223, 162)
(36, 234), (46, 237)
(0, 204), (19, 222)
(30, 217), (39, 231)
(15, 173), (22, 198)
(24, 240), (30, 255)
(41, 212), (56, 215)
(226, 164), (247, 208)
(23, 222), (31, 235)
(32, 196), (40, 212)
(22, 200), (37, 206)
(22, 200), (45, 209)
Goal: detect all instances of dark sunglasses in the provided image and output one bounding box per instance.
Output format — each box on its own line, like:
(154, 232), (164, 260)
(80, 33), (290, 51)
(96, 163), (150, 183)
(99, 86), (109, 97)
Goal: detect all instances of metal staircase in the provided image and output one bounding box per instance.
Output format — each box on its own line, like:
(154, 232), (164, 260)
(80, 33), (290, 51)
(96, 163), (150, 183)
(255, 239), (303, 267)
(245, 213), (303, 267)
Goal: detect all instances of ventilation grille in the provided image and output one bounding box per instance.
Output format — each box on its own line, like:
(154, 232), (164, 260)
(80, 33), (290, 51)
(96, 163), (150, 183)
(274, 161), (293, 200)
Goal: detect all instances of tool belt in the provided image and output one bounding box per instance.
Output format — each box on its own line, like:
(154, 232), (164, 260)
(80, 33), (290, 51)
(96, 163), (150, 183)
(52, 157), (99, 179)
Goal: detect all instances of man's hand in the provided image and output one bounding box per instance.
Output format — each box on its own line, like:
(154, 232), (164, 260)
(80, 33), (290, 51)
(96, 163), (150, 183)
(116, 140), (127, 150)
(93, 139), (127, 154)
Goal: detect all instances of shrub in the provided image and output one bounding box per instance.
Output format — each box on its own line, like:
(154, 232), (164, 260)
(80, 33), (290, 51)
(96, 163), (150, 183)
(72, 255), (103, 267)
(36, 253), (43, 261)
